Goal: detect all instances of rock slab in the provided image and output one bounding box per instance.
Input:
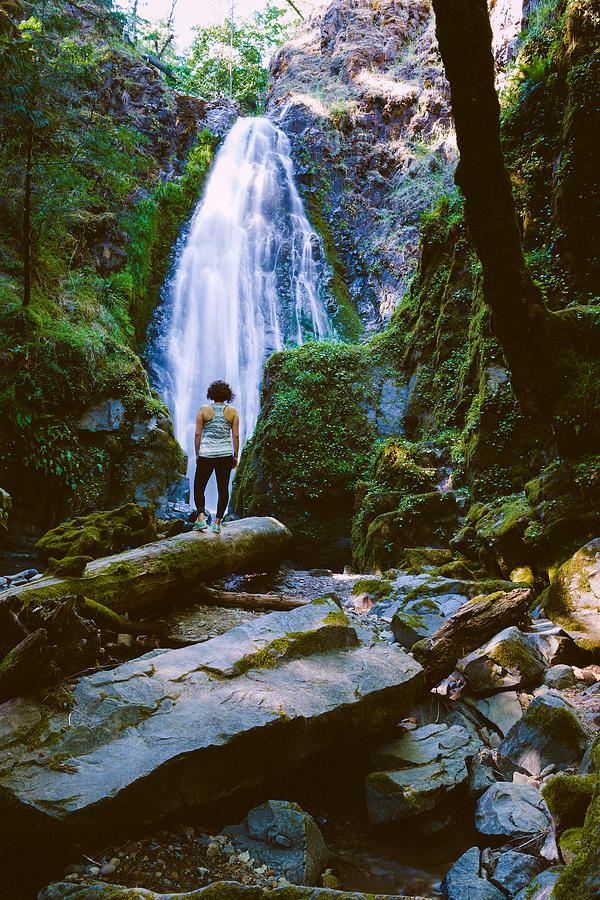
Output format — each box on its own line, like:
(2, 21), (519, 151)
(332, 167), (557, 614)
(365, 723), (481, 824)
(0, 599), (423, 880)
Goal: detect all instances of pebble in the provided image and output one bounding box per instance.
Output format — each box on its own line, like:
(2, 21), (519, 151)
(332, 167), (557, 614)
(100, 864), (116, 876)
(222, 843), (235, 855)
(89, 866), (100, 876)
(206, 843), (219, 858)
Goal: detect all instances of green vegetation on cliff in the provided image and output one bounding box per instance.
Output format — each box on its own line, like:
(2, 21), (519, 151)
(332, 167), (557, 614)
(0, 0), (218, 538)
(232, 340), (376, 565)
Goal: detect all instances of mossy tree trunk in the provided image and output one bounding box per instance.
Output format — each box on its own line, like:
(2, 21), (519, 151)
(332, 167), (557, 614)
(430, 0), (558, 419)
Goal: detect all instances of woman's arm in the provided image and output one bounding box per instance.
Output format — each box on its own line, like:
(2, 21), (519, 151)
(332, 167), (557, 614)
(231, 409), (240, 466)
(194, 409), (204, 458)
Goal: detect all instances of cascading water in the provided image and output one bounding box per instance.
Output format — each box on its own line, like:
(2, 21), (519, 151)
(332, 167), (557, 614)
(150, 116), (333, 513)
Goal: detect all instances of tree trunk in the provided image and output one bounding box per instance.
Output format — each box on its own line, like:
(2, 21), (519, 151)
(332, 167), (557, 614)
(0, 517), (291, 617)
(430, 0), (559, 418)
(23, 123), (33, 307)
(412, 587), (533, 689)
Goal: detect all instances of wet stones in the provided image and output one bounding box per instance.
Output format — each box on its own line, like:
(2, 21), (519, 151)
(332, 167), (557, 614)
(364, 722), (482, 825)
(220, 800), (329, 886)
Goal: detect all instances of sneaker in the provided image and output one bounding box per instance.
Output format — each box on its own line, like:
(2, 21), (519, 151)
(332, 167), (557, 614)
(193, 520), (208, 532)
(212, 523), (221, 534)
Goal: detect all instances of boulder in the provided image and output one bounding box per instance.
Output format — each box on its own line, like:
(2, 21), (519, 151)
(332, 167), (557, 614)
(0, 517), (292, 617)
(456, 626), (546, 694)
(0, 598), (423, 892)
(514, 867), (564, 900)
(544, 664), (575, 689)
(445, 847), (505, 900)
(466, 691), (524, 737)
(488, 849), (546, 896)
(78, 398), (125, 432)
(38, 881), (426, 899)
(365, 723), (481, 825)
(541, 774), (596, 831)
(222, 800), (328, 885)
(544, 538), (600, 650)
(475, 782), (551, 840)
(496, 692), (588, 777)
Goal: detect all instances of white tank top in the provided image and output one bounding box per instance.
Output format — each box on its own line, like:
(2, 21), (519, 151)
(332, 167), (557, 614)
(198, 404), (233, 458)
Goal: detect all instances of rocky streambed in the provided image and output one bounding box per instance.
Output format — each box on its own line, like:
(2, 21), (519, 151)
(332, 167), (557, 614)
(1, 537), (600, 900)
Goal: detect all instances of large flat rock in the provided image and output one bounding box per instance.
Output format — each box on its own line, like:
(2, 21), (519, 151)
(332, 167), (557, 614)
(0, 598), (423, 871)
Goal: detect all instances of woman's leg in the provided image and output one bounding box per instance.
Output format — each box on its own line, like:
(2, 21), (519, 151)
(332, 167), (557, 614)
(194, 457), (214, 521)
(214, 456), (234, 522)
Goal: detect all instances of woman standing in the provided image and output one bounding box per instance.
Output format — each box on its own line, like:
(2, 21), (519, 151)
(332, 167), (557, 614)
(193, 380), (239, 533)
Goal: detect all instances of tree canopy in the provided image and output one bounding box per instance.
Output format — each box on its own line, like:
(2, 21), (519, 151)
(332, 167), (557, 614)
(179, 3), (293, 114)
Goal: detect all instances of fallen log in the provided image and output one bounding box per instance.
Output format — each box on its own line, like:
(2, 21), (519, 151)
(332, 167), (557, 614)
(193, 585), (304, 611)
(0, 517), (291, 618)
(412, 587), (533, 689)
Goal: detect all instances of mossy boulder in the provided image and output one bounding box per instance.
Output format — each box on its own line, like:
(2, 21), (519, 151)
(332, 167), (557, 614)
(35, 503), (158, 566)
(456, 626), (547, 694)
(401, 547), (454, 574)
(542, 774), (596, 831)
(453, 470), (600, 579)
(353, 491), (458, 573)
(496, 692), (588, 778)
(544, 538), (600, 650)
(231, 341), (377, 568)
(559, 826), (584, 865)
(553, 734), (600, 900)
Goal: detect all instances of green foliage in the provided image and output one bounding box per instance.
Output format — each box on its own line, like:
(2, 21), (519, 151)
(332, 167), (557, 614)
(178, 4), (293, 114)
(123, 129), (217, 339)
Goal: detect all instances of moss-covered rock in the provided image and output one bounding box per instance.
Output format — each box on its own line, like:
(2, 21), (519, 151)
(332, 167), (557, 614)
(497, 692), (588, 778)
(543, 538), (600, 650)
(231, 341), (377, 567)
(553, 737), (600, 899)
(353, 491), (458, 573)
(542, 774), (596, 831)
(401, 547), (454, 574)
(559, 826), (584, 865)
(35, 503), (158, 565)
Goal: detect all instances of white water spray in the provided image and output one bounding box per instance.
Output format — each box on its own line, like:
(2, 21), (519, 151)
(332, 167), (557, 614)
(152, 116), (332, 513)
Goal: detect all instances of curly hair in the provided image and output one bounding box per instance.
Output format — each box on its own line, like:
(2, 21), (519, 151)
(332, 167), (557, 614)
(207, 380), (235, 403)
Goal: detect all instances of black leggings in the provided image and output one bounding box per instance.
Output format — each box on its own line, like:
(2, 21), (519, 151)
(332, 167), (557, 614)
(194, 456), (234, 520)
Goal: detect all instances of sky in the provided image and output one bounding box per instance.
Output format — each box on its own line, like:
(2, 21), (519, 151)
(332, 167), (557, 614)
(117, 0), (284, 51)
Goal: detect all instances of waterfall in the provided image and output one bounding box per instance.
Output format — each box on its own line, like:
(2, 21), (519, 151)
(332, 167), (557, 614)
(150, 116), (333, 514)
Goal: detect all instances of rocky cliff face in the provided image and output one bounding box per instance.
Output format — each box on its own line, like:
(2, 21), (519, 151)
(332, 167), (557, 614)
(236, 0), (600, 571)
(266, 0), (527, 333)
